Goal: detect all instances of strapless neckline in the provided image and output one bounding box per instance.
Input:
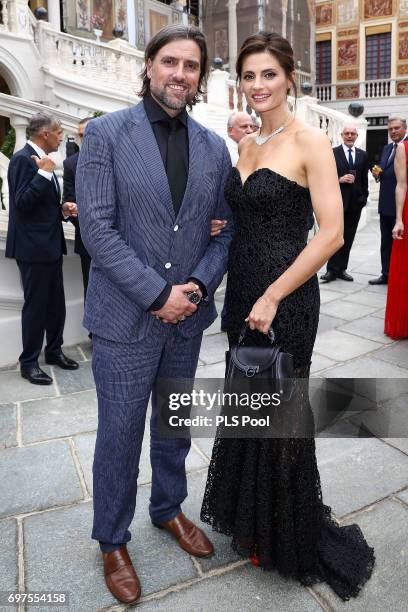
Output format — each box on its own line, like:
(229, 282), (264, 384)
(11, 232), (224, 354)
(232, 166), (309, 192)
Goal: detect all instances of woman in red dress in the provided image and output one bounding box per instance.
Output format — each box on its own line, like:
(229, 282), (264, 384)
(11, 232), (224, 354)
(384, 139), (408, 338)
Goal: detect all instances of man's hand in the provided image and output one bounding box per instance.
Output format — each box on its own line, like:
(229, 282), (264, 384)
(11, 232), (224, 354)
(62, 202), (78, 217)
(210, 219), (228, 236)
(339, 174), (355, 184)
(152, 283), (199, 324)
(31, 155), (56, 173)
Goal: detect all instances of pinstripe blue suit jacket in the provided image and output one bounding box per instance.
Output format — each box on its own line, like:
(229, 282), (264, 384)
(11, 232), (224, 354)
(76, 101), (233, 342)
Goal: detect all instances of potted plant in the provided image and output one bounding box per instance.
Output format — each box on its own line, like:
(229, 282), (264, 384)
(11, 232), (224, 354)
(91, 14), (105, 43)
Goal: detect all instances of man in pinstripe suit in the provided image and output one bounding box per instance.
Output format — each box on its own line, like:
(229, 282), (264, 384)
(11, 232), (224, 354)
(76, 25), (233, 603)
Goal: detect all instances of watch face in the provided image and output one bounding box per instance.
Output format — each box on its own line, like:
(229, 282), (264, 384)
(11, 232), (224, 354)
(187, 291), (201, 304)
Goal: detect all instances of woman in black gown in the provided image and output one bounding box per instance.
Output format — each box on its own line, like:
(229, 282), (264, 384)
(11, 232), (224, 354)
(201, 32), (375, 601)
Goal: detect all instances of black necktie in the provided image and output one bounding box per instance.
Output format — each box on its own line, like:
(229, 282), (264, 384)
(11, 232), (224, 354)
(166, 118), (186, 216)
(348, 147), (354, 170)
(387, 143), (397, 165)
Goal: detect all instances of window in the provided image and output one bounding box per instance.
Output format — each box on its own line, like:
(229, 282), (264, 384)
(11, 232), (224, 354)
(316, 40), (332, 84)
(366, 33), (391, 80)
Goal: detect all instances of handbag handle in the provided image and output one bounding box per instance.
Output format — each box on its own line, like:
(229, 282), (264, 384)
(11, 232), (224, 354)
(238, 323), (275, 345)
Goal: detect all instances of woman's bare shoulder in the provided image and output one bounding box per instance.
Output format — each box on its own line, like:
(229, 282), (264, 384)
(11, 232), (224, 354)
(238, 132), (256, 152)
(293, 122), (332, 149)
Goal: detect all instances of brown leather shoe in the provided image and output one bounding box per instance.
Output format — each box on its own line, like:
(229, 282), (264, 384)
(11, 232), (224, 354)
(153, 512), (214, 557)
(102, 547), (141, 604)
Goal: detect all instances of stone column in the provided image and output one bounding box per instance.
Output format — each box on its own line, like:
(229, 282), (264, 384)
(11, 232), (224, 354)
(228, 0), (239, 79)
(281, 0), (288, 38)
(10, 115), (28, 152)
(309, 15), (316, 85)
(126, 0), (136, 45)
(47, 0), (61, 30)
(7, 0), (30, 35)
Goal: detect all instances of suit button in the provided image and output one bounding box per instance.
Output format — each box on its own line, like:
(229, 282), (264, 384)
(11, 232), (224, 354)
(174, 225), (179, 232)
(164, 262), (172, 269)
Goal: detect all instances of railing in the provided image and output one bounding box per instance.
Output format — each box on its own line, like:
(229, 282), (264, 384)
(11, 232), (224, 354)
(316, 84), (334, 102)
(36, 22), (144, 96)
(363, 78), (393, 98)
(302, 99), (367, 148)
(316, 79), (396, 102)
(295, 69), (312, 91)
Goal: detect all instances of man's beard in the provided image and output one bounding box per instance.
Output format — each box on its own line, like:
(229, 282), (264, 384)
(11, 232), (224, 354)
(151, 83), (195, 111)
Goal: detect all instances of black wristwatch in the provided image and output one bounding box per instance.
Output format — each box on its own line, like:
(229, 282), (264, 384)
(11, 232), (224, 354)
(187, 291), (202, 305)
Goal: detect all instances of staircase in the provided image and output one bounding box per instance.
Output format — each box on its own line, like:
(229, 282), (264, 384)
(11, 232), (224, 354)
(0, 6), (369, 367)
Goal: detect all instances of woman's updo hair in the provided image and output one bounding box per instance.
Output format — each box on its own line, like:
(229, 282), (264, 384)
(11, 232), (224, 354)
(236, 31), (297, 98)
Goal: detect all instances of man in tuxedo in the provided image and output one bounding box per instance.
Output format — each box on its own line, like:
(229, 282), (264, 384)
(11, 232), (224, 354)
(321, 125), (369, 282)
(76, 25), (233, 604)
(5, 112), (79, 384)
(370, 116), (407, 285)
(62, 117), (93, 299)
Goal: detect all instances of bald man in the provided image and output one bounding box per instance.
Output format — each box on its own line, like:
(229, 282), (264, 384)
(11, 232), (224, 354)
(321, 125), (369, 283)
(226, 112), (256, 165)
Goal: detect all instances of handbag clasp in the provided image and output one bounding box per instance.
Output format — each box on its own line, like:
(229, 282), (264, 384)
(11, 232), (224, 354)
(245, 366), (259, 377)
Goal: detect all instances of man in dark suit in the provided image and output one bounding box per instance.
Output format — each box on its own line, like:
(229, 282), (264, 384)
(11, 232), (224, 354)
(5, 112), (78, 385)
(62, 117), (93, 299)
(321, 125), (369, 282)
(76, 25), (233, 604)
(370, 116), (407, 285)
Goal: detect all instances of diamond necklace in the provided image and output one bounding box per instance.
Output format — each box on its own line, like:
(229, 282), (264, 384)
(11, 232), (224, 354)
(255, 116), (292, 146)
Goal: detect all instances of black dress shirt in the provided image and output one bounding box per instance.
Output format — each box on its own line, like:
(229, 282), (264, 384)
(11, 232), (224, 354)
(143, 93), (189, 185)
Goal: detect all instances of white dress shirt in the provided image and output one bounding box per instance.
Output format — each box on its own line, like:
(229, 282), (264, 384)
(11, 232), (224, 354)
(342, 143), (355, 166)
(27, 140), (54, 181)
(343, 144), (356, 166)
(226, 136), (239, 166)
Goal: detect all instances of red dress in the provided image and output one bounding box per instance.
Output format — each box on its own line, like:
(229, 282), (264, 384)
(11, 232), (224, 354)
(384, 140), (408, 339)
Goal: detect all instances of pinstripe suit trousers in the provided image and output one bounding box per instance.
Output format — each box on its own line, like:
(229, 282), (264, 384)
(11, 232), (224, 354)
(91, 324), (203, 550)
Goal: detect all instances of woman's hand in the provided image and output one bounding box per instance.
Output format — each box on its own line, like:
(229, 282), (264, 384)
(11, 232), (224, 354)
(210, 219), (228, 236)
(246, 294), (279, 334)
(392, 220), (404, 240)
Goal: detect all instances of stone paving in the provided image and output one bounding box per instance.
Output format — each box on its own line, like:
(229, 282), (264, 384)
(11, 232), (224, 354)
(1, 220), (408, 612)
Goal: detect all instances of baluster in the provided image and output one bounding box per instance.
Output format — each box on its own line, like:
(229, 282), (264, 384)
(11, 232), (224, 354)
(129, 58), (139, 90)
(2, 0), (9, 31)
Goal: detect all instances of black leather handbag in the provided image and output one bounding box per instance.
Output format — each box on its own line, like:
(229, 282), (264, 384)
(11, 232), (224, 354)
(225, 324), (295, 402)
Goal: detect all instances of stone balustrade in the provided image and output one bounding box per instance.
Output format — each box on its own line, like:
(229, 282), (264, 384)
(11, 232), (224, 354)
(37, 22), (144, 96)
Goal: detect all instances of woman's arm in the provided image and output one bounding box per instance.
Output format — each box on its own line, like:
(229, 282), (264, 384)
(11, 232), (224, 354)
(248, 128), (344, 333)
(392, 143), (407, 240)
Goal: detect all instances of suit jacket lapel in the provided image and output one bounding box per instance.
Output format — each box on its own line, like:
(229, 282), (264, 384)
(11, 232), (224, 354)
(52, 172), (61, 201)
(355, 148), (362, 169)
(383, 143), (394, 169)
(128, 104), (174, 220)
(26, 144), (60, 204)
(337, 146), (349, 172)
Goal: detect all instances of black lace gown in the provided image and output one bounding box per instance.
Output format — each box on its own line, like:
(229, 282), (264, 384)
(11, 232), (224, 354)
(201, 168), (375, 601)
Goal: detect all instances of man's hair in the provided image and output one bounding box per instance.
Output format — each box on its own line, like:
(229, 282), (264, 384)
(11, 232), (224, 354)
(138, 24), (209, 107)
(27, 112), (60, 139)
(341, 124), (358, 134)
(79, 116), (94, 125)
(227, 111), (255, 129)
(227, 112), (238, 129)
(388, 116), (407, 128)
